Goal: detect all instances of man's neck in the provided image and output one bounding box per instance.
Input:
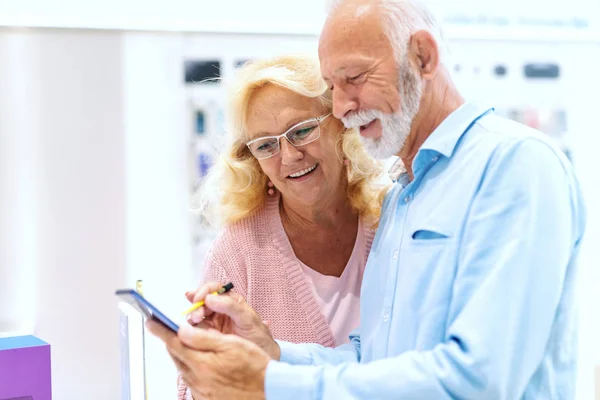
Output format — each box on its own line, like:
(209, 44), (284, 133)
(398, 74), (465, 181)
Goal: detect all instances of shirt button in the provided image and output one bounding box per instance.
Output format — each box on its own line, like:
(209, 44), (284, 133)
(404, 195), (411, 204)
(383, 313), (390, 323)
(393, 250), (399, 260)
(432, 155), (439, 162)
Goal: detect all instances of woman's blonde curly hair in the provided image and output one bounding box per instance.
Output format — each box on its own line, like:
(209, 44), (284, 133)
(195, 54), (388, 228)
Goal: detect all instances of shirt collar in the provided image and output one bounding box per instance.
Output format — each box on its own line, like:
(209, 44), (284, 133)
(420, 102), (494, 158)
(387, 102), (494, 182)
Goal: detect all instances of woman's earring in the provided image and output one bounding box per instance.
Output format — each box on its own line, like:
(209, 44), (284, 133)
(267, 181), (275, 196)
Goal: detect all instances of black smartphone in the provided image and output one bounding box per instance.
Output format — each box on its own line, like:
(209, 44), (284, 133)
(115, 289), (179, 333)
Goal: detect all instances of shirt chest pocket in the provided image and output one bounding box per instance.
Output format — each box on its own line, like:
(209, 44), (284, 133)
(398, 223), (456, 312)
(411, 228), (450, 241)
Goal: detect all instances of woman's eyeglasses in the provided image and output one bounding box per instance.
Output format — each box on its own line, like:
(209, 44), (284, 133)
(246, 113), (331, 160)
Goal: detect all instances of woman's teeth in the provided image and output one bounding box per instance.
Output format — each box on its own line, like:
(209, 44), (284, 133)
(289, 164), (317, 178)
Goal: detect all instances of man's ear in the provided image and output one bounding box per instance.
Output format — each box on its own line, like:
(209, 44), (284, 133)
(408, 30), (440, 80)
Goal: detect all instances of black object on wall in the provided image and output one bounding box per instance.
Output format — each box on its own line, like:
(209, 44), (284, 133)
(184, 60), (221, 83)
(523, 63), (560, 79)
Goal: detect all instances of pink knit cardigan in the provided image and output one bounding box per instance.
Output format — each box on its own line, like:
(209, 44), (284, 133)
(177, 194), (375, 399)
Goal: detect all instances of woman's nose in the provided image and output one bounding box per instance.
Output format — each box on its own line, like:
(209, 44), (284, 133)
(279, 139), (303, 165)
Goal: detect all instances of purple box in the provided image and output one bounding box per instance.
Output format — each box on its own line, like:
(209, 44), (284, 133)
(0, 335), (51, 400)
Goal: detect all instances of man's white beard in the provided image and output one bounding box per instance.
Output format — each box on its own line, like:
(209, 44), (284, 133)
(342, 62), (423, 160)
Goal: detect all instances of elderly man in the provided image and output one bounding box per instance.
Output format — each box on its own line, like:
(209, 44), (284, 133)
(148, 0), (586, 398)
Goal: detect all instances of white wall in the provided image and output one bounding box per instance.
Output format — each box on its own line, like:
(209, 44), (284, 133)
(0, 30), (39, 337)
(563, 44), (600, 400)
(0, 28), (202, 399)
(122, 32), (194, 399)
(0, 28), (127, 399)
(32, 29), (127, 398)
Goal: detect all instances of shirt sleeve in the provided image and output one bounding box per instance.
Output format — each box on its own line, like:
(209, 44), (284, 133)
(264, 138), (586, 399)
(266, 330), (362, 398)
(276, 329), (362, 366)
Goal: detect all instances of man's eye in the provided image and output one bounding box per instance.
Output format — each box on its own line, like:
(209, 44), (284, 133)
(348, 73), (364, 82)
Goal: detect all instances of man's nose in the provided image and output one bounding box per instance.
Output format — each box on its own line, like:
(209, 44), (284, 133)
(279, 139), (303, 165)
(332, 87), (358, 120)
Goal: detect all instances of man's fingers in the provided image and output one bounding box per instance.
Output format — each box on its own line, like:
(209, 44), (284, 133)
(187, 317), (216, 331)
(178, 324), (234, 352)
(146, 319), (177, 342)
(146, 320), (195, 364)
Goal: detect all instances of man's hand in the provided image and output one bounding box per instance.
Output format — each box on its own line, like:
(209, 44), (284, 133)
(185, 282), (280, 360)
(147, 320), (270, 400)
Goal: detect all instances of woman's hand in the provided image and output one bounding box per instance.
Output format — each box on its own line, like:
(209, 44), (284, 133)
(185, 282), (280, 360)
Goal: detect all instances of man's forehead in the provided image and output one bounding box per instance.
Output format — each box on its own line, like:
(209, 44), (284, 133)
(319, 31), (386, 77)
(319, 3), (385, 57)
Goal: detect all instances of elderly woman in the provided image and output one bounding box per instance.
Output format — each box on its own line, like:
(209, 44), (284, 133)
(178, 54), (386, 399)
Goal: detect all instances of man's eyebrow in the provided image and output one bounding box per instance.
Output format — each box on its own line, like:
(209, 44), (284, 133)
(332, 66), (350, 76)
(328, 64), (368, 79)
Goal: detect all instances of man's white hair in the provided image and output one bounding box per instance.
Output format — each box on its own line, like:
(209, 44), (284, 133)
(326, 0), (449, 64)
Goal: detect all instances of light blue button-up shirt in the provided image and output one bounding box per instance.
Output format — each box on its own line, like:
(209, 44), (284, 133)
(264, 103), (587, 399)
